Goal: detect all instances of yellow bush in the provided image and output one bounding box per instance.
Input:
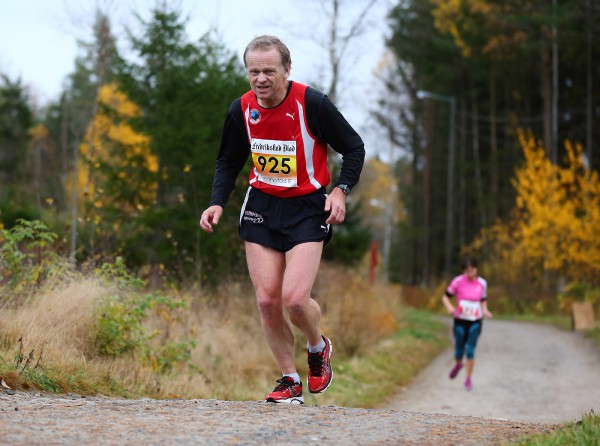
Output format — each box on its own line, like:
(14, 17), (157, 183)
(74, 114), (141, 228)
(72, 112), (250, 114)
(467, 129), (600, 309)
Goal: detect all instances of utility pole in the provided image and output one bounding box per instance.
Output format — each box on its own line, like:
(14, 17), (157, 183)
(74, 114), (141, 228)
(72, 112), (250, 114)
(416, 90), (456, 277)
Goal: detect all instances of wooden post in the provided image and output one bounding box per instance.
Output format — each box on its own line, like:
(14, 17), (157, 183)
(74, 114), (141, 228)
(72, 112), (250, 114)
(369, 241), (378, 286)
(571, 302), (595, 331)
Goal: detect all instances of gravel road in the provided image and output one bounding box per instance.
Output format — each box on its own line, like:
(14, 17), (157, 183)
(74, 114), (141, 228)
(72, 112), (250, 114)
(383, 319), (600, 424)
(3, 319), (596, 445)
(0, 391), (554, 445)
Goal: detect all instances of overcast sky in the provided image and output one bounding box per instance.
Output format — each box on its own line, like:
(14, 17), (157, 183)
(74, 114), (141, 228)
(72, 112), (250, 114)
(0, 0), (392, 156)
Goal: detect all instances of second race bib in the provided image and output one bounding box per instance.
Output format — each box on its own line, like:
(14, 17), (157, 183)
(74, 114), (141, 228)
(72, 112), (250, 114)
(457, 300), (482, 321)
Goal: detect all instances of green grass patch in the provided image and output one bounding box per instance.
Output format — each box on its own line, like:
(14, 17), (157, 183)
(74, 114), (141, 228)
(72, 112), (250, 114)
(303, 308), (449, 408)
(0, 354), (133, 397)
(0, 344), (135, 397)
(510, 413), (600, 446)
(494, 313), (572, 330)
(586, 326), (600, 349)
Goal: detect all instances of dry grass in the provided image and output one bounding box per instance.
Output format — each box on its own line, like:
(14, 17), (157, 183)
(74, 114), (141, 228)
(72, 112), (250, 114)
(314, 263), (402, 355)
(0, 276), (277, 399)
(0, 262), (445, 405)
(1, 279), (104, 359)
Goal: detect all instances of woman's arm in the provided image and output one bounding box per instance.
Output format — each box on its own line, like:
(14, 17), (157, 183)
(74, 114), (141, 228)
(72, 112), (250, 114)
(442, 294), (455, 315)
(482, 300), (493, 318)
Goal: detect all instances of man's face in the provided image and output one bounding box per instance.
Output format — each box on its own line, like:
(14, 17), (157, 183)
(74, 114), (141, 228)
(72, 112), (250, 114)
(245, 47), (290, 108)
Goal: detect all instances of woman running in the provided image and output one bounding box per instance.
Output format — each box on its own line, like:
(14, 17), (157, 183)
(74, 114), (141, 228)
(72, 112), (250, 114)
(442, 256), (492, 391)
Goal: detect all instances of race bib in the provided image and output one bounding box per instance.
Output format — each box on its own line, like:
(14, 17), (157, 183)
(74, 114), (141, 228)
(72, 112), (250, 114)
(251, 138), (297, 187)
(457, 300), (482, 321)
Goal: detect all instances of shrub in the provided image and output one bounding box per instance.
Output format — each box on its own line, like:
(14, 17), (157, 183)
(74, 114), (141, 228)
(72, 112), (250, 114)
(0, 219), (62, 299)
(94, 257), (195, 373)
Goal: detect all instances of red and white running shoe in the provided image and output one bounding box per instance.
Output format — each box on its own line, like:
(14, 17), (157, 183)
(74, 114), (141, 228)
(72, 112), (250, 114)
(265, 376), (304, 404)
(307, 335), (333, 394)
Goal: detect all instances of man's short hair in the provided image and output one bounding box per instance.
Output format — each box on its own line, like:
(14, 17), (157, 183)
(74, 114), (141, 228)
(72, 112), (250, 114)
(243, 35), (292, 69)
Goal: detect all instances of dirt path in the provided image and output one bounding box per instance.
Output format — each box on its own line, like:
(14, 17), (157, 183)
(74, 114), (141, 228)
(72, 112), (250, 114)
(1, 391), (554, 445)
(382, 319), (600, 424)
(4, 319), (595, 445)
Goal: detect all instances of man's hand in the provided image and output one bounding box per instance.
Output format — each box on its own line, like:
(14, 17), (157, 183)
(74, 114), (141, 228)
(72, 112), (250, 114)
(199, 205), (223, 233)
(325, 187), (347, 224)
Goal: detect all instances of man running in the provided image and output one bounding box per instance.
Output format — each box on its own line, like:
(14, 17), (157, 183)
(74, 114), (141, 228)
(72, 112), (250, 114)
(199, 35), (365, 404)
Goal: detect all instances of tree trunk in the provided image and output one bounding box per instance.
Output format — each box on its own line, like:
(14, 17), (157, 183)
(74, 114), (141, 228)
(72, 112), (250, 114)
(471, 95), (486, 228)
(586, 0), (593, 165)
(410, 129), (421, 285)
(541, 42), (553, 160)
(422, 100), (434, 287)
(490, 73), (498, 222)
(551, 0), (559, 164)
(459, 96), (466, 248)
(326, 0), (340, 103)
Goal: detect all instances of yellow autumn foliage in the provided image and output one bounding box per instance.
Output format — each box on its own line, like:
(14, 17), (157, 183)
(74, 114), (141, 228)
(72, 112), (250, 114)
(431, 0), (478, 57)
(75, 82), (157, 213)
(469, 129), (600, 289)
(431, 0), (532, 59)
(98, 84), (142, 119)
(28, 123), (50, 140)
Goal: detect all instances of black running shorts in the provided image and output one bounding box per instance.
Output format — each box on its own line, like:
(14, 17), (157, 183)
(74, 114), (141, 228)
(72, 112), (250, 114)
(239, 187), (333, 252)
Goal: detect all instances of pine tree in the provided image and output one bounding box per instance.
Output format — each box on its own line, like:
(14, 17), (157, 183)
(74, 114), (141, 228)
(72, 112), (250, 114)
(117, 5), (248, 285)
(0, 74), (35, 223)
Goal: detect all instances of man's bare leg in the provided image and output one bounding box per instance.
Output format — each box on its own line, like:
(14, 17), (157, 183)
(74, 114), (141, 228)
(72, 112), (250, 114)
(282, 242), (323, 347)
(246, 241), (324, 373)
(245, 242), (296, 374)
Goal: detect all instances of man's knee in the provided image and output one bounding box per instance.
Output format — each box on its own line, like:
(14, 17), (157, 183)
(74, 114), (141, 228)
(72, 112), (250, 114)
(285, 293), (318, 323)
(286, 298), (308, 318)
(256, 293), (283, 317)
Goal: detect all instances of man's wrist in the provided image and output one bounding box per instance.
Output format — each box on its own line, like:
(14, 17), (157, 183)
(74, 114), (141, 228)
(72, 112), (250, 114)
(335, 184), (351, 196)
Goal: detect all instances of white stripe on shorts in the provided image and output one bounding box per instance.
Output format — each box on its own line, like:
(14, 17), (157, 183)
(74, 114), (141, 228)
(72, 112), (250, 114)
(239, 186), (252, 226)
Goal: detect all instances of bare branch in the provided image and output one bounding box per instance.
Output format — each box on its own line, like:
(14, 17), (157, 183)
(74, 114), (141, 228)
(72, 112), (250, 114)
(338, 0), (380, 60)
(15, 336), (24, 368)
(34, 342), (48, 370)
(20, 349), (35, 375)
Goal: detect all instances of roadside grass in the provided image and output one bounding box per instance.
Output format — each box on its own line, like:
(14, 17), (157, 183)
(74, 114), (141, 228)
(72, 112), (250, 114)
(509, 412), (600, 446)
(0, 356), (132, 397)
(0, 262), (448, 409)
(0, 277), (137, 397)
(493, 313), (572, 330)
(303, 308), (449, 408)
(586, 326), (600, 348)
